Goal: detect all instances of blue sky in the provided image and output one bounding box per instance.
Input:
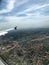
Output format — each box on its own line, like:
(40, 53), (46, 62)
(0, 0), (49, 30)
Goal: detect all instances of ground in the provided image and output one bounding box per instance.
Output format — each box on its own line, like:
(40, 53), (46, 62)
(0, 28), (49, 65)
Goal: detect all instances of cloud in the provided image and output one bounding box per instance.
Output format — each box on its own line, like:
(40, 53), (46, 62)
(0, 0), (49, 31)
(0, 0), (49, 17)
(15, 0), (29, 7)
(0, 15), (49, 30)
(0, 16), (3, 20)
(0, 0), (29, 14)
(17, 4), (49, 16)
(0, 0), (16, 14)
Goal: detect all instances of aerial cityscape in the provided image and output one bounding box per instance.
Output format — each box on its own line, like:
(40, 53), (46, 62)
(0, 28), (49, 65)
(0, 0), (49, 65)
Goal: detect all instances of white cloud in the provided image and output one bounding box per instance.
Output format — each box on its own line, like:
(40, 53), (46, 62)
(0, 15), (49, 31)
(0, 0), (16, 14)
(17, 4), (49, 16)
(15, 0), (29, 7)
(0, 0), (29, 14)
(0, 16), (3, 20)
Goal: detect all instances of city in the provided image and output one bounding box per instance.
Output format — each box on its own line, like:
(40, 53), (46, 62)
(0, 28), (49, 65)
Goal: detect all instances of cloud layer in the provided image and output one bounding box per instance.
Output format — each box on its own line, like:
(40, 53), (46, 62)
(0, 0), (49, 30)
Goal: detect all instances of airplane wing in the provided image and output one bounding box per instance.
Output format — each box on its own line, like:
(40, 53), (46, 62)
(0, 27), (17, 36)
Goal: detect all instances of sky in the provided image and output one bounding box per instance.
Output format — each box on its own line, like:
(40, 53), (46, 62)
(0, 0), (49, 31)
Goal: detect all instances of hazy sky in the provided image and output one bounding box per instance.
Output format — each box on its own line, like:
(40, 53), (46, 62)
(0, 0), (49, 30)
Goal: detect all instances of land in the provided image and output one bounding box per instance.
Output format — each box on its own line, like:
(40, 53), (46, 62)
(0, 28), (49, 65)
